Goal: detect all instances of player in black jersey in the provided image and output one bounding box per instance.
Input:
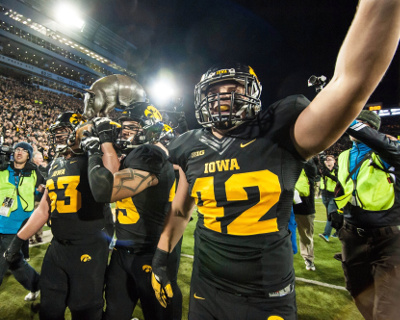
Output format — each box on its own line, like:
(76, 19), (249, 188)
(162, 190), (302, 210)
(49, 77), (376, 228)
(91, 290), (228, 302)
(149, 2), (400, 319)
(80, 103), (182, 320)
(4, 111), (118, 320)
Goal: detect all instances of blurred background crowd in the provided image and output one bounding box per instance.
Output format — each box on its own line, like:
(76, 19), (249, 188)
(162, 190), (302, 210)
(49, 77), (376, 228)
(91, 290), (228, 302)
(0, 76), (81, 164)
(1, 74), (400, 162)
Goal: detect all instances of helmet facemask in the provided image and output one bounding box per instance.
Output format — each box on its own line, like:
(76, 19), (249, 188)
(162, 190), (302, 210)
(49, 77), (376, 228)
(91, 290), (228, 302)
(115, 103), (164, 151)
(48, 125), (75, 154)
(194, 66), (262, 130)
(116, 120), (144, 150)
(48, 112), (84, 155)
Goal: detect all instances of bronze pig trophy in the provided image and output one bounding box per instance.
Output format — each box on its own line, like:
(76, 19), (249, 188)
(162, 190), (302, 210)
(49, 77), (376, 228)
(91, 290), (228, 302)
(82, 74), (147, 120)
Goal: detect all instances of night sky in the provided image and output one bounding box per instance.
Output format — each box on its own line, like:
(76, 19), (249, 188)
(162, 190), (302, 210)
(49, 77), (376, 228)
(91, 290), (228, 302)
(82, 0), (399, 128)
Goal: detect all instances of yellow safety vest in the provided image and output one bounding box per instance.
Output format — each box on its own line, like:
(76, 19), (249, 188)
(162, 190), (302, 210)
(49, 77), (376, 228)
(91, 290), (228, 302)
(335, 150), (395, 211)
(0, 168), (37, 212)
(320, 170), (337, 192)
(295, 169), (310, 197)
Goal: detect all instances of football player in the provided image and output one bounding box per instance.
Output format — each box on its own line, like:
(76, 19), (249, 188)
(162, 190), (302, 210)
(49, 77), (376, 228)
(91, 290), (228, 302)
(4, 111), (118, 320)
(81, 103), (182, 320)
(150, 1), (400, 319)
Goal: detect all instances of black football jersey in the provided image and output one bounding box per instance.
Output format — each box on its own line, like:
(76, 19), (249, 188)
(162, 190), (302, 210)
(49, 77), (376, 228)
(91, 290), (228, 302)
(168, 95), (309, 295)
(46, 155), (109, 240)
(115, 144), (176, 251)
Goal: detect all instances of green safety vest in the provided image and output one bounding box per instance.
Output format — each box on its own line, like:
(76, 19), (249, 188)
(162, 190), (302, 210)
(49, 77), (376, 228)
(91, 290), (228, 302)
(295, 169), (310, 197)
(320, 170), (337, 192)
(0, 168), (37, 212)
(335, 149), (395, 211)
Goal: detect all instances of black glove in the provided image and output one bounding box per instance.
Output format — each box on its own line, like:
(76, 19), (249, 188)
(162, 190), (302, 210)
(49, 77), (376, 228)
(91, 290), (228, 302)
(151, 248), (173, 308)
(80, 130), (101, 156)
(330, 210), (344, 230)
(93, 117), (121, 144)
(4, 235), (25, 268)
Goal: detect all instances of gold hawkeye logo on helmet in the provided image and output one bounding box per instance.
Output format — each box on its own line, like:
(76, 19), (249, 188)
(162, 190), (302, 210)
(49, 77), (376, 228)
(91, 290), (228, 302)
(144, 105), (162, 121)
(69, 114), (83, 125)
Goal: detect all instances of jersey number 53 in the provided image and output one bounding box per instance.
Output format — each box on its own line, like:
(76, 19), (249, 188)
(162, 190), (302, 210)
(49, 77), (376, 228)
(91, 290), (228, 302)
(47, 176), (82, 214)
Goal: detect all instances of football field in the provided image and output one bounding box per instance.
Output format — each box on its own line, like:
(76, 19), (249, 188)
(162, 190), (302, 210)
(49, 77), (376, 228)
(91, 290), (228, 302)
(0, 199), (363, 320)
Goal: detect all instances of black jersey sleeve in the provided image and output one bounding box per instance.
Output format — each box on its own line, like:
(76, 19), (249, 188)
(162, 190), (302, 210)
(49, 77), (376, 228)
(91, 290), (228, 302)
(123, 144), (168, 177)
(263, 94), (309, 158)
(167, 129), (203, 170)
(88, 154), (114, 203)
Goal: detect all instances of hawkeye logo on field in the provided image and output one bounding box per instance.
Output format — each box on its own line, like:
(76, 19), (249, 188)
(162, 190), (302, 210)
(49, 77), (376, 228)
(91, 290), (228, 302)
(204, 158), (240, 173)
(80, 254), (92, 262)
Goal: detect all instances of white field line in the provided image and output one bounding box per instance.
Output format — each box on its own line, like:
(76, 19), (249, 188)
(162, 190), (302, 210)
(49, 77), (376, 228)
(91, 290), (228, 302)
(180, 254), (347, 291)
(37, 230), (346, 291)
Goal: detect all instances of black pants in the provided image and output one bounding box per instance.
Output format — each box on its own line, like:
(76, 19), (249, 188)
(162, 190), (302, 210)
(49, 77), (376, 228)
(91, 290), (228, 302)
(39, 237), (109, 320)
(103, 246), (182, 320)
(339, 223), (400, 320)
(188, 268), (297, 320)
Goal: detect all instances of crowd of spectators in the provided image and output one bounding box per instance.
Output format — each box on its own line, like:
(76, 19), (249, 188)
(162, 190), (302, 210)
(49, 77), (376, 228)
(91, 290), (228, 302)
(0, 75), (399, 162)
(0, 76), (82, 162)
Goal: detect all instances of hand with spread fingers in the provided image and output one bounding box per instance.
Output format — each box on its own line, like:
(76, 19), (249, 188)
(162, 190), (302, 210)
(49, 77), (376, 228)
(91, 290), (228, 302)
(151, 248), (173, 308)
(92, 117), (121, 144)
(80, 130), (101, 156)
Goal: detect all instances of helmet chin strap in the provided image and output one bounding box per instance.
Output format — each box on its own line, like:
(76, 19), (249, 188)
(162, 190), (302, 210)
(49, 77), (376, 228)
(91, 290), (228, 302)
(68, 146), (84, 156)
(54, 144), (84, 159)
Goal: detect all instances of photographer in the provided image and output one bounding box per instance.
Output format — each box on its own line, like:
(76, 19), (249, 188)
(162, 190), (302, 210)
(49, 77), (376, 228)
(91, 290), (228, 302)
(335, 111), (400, 319)
(318, 154), (339, 242)
(0, 142), (43, 301)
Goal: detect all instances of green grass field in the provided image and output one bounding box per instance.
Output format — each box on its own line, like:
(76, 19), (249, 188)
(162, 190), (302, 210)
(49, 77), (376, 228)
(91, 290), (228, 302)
(0, 199), (364, 320)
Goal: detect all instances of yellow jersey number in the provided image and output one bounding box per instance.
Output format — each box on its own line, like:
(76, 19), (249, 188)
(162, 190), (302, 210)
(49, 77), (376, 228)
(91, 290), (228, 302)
(47, 176), (82, 213)
(116, 197), (140, 224)
(191, 170), (281, 235)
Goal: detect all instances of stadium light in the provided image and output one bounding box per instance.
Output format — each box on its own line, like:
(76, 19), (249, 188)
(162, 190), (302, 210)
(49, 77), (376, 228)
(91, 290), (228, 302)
(54, 3), (85, 30)
(149, 70), (178, 106)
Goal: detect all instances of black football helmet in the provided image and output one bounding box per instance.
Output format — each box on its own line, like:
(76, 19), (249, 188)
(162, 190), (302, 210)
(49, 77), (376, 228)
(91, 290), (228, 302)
(48, 111), (85, 154)
(158, 123), (176, 146)
(116, 102), (165, 149)
(194, 62), (262, 130)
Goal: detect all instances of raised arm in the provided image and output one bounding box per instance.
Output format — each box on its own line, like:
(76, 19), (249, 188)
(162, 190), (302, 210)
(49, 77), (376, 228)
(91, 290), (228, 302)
(294, 0), (400, 159)
(101, 142), (120, 174)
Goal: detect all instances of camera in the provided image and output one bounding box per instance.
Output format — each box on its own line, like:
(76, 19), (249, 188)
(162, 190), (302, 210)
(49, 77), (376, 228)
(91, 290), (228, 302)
(318, 151), (327, 162)
(308, 75), (327, 93)
(0, 144), (13, 156)
(0, 144), (13, 169)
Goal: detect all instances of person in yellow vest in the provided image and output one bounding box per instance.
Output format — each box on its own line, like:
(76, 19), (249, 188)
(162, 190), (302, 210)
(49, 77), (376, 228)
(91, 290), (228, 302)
(0, 142), (44, 301)
(318, 154), (338, 242)
(294, 158), (318, 271)
(335, 110), (400, 319)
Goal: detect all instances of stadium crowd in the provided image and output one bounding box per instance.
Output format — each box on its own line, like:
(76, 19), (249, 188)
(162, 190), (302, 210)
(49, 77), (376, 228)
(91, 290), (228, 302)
(0, 76), (81, 162)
